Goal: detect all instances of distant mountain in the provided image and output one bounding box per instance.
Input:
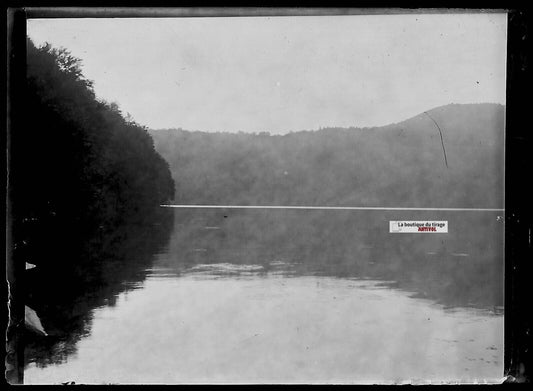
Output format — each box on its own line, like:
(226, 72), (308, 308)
(149, 103), (504, 208)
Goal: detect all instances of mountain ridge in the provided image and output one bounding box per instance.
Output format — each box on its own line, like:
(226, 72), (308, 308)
(149, 103), (504, 209)
(151, 103), (505, 136)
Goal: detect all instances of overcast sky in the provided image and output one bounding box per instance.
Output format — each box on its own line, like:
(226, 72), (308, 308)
(27, 13), (507, 134)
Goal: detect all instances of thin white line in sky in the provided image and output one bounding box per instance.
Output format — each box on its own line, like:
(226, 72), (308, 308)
(160, 205), (504, 212)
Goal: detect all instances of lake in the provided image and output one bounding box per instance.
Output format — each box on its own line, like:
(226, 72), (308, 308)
(24, 208), (504, 384)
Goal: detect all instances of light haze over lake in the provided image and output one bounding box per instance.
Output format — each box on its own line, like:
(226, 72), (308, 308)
(25, 209), (504, 384)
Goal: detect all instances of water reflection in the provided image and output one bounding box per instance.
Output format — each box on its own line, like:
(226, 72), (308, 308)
(24, 208), (504, 383)
(24, 210), (174, 368)
(153, 209), (504, 311)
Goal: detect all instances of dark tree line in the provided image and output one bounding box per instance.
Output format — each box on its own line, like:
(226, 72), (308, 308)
(10, 39), (175, 269)
(150, 103), (504, 209)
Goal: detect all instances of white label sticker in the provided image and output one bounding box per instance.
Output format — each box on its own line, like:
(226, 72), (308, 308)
(390, 221), (448, 233)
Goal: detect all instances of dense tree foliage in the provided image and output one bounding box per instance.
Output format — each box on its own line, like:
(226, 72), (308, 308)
(11, 39), (175, 268)
(150, 103), (504, 209)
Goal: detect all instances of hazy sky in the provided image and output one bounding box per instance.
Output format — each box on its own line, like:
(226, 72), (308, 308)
(28, 13), (507, 134)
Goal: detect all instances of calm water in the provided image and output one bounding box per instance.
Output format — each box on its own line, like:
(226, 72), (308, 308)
(24, 209), (504, 384)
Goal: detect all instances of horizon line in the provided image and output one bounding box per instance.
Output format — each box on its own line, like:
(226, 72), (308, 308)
(148, 102), (505, 134)
(160, 205), (504, 212)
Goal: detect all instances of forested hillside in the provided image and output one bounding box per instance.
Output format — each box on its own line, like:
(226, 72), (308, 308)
(10, 39), (175, 268)
(150, 103), (504, 208)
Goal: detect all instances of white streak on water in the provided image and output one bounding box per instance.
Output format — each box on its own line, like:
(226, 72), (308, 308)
(161, 205), (504, 212)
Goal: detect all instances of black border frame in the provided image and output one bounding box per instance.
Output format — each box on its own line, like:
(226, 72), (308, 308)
(4, 5), (531, 386)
